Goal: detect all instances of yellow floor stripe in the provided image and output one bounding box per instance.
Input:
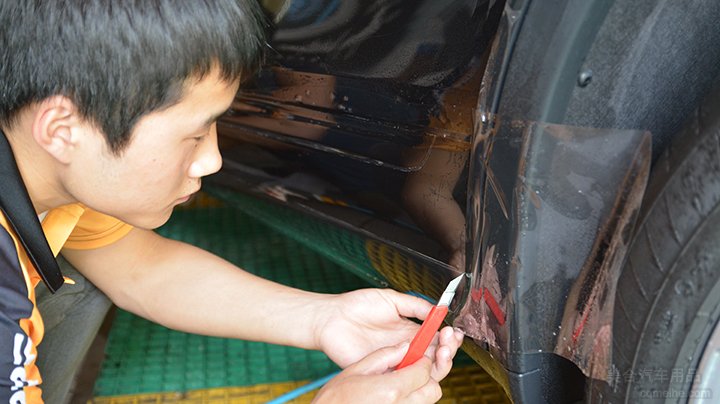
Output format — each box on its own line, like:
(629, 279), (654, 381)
(88, 365), (511, 404)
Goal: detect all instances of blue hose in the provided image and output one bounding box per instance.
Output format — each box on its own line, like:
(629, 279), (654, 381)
(406, 290), (436, 304)
(265, 371), (341, 404)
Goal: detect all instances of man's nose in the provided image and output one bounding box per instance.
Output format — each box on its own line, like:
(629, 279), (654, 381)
(188, 126), (222, 178)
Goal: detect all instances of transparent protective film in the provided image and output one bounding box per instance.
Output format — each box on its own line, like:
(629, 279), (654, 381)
(452, 117), (651, 380)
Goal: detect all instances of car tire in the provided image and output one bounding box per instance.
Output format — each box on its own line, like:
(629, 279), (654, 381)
(585, 82), (720, 403)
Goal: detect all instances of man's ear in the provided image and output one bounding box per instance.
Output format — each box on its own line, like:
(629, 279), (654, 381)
(31, 95), (87, 164)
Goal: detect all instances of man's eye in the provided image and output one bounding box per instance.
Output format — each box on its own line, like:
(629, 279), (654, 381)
(192, 133), (207, 142)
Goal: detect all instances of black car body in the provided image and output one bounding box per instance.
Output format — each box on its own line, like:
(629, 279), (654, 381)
(208, 0), (720, 402)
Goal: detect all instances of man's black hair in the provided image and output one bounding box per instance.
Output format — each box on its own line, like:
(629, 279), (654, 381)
(0, 0), (267, 154)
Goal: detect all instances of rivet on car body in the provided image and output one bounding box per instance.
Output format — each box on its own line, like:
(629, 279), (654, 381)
(577, 70), (593, 87)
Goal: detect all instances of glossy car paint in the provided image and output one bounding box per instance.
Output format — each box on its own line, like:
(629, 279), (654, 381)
(205, 0), (696, 401)
(213, 0), (500, 296)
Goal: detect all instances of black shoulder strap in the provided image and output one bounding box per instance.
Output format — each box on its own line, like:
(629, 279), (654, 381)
(0, 131), (64, 293)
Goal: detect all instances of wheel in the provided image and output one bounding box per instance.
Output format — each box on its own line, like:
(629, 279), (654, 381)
(586, 82), (720, 402)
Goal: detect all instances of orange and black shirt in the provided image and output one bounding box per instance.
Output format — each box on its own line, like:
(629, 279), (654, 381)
(0, 204), (132, 403)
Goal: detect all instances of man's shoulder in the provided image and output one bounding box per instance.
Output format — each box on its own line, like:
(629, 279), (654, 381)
(64, 206), (133, 250)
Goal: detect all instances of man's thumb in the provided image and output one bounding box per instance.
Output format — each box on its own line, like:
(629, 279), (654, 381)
(350, 342), (410, 375)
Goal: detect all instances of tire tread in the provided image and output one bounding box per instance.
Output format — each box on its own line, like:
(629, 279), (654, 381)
(588, 80), (720, 403)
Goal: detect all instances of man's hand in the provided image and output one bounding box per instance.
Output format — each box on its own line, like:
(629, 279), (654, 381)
(313, 342), (445, 403)
(315, 288), (464, 381)
(66, 228), (463, 357)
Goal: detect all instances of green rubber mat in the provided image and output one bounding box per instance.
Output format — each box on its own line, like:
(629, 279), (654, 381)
(94, 205), (373, 396)
(94, 202), (478, 397)
(205, 187), (392, 288)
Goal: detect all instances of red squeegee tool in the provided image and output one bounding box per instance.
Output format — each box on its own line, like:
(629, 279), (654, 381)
(396, 273), (465, 369)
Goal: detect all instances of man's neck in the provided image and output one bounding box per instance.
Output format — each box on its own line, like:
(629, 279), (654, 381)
(3, 122), (74, 214)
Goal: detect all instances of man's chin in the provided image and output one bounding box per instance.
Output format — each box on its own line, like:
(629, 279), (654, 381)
(122, 209), (174, 230)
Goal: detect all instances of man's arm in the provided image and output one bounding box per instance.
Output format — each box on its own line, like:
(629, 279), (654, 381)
(62, 227), (464, 403)
(61, 227), (330, 350)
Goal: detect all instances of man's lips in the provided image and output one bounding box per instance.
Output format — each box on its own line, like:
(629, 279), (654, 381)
(177, 190), (199, 202)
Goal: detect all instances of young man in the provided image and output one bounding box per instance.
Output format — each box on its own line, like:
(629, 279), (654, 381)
(0, 1), (463, 403)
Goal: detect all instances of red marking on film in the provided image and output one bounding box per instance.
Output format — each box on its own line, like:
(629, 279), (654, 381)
(572, 308), (591, 344)
(482, 288), (506, 326)
(469, 287), (506, 326)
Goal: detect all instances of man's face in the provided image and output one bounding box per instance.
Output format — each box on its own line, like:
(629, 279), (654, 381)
(64, 69), (240, 229)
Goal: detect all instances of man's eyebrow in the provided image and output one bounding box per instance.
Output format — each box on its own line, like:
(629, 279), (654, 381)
(203, 109), (229, 126)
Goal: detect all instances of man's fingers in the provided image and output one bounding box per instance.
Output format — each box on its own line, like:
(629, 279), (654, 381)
(362, 354), (438, 401)
(385, 290), (433, 321)
(401, 325), (463, 380)
(431, 345), (454, 381)
(440, 326), (462, 348)
(391, 356), (434, 394)
(429, 327), (463, 381)
(440, 326), (464, 354)
(349, 342), (409, 374)
(403, 380), (444, 403)
(426, 327), (458, 359)
(454, 328), (465, 343)
(320, 355), (438, 403)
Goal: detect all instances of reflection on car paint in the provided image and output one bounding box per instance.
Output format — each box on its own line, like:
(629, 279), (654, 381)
(207, 0), (658, 392)
(459, 117), (651, 380)
(214, 0), (656, 386)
